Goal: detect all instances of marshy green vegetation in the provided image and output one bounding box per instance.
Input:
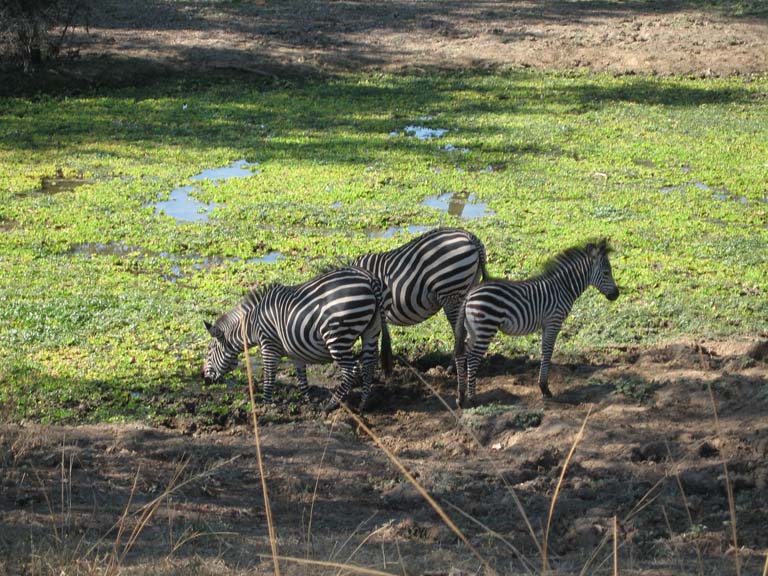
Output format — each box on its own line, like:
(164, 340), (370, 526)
(1, 70), (766, 423)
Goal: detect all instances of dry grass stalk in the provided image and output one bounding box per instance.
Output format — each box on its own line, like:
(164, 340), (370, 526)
(762, 552), (768, 576)
(338, 522), (394, 576)
(612, 515), (619, 576)
(115, 457), (190, 570)
(337, 400), (495, 575)
(330, 511), (378, 565)
(394, 541), (406, 576)
(86, 454), (239, 570)
(397, 355), (542, 559)
(241, 315), (281, 576)
(706, 381), (740, 576)
(542, 405), (592, 576)
(306, 410), (339, 559)
(171, 530), (239, 554)
(672, 470), (704, 575)
(260, 554), (396, 575)
(107, 464), (142, 574)
(445, 500), (536, 576)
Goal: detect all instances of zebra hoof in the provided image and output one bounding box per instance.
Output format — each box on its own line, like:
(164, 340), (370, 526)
(322, 399), (340, 413)
(540, 387), (553, 399)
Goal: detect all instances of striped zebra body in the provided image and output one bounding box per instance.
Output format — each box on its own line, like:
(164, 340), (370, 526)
(454, 239), (619, 406)
(353, 227), (488, 345)
(204, 267), (392, 410)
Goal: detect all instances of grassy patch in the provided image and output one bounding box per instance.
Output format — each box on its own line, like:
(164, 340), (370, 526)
(1, 70), (767, 423)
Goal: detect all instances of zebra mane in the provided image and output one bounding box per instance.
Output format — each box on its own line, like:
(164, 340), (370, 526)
(537, 239), (611, 279)
(212, 283), (280, 330)
(315, 260), (353, 275)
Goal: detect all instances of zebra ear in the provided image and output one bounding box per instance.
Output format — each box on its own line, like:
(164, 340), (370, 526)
(599, 238), (612, 254)
(204, 320), (224, 340)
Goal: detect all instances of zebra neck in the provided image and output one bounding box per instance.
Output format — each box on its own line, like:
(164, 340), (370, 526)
(226, 305), (259, 350)
(537, 262), (590, 303)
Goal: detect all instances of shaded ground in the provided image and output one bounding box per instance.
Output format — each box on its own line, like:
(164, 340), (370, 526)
(2, 339), (767, 574)
(26, 0), (768, 80)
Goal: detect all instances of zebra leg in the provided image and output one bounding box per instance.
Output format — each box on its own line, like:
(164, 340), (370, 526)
(293, 361), (312, 402)
(455, 350), (467, 408)
(261, 348), (280, 405)
(323, 348), (357, 413)
(441, 297), (462, 374)
(464, 340), (491, 407)
(358, 326), (380, 412)
(538, 324), (562, 398)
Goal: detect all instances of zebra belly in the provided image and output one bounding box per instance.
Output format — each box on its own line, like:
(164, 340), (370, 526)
(499, 317), (541, 336)
(280, 338), (333, 364)
(385, 301), (441, 326)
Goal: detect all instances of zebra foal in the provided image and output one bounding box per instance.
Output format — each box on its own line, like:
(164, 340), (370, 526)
(203, 266), (392, 411)
(454, 239), (619, 407)
(353, 227), (488, 353)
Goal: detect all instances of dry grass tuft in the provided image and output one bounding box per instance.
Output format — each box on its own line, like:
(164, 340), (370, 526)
(542, 405), (591, 576)
(241, 315), (281, 576)
(337, 400), (496, 575)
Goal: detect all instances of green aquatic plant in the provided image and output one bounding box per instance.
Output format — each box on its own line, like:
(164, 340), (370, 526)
(1, 70), (766, 422)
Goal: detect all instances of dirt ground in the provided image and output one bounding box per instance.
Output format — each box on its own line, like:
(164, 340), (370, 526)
(2, 339), (767, 574)
(70, 0), (768, 77)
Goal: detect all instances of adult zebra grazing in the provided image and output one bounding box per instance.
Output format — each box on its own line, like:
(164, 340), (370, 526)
(352, 227), (488, 354)
(454, 239), (619, 407)
(203, 267), (392, 411)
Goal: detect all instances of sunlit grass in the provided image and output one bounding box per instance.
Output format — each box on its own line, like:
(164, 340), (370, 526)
(1, 70), (766, 422)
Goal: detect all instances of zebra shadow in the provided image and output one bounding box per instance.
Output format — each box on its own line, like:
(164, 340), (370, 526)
(480, 353), (538, 377)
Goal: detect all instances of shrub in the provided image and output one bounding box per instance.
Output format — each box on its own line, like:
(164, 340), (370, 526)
(0, 0), (92, 71)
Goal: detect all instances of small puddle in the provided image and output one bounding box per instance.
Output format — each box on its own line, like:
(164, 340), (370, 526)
(694, 181), (748, 204)
(478, 163), (508, 173)
(70, 242), (146, 257)
(421, 191), (493, 219)
(70, 242), (284, 281)
(443, 143), (470, 153)
(190, 159), (260, 182)
(153, 185), (216, 223)
(151, 159), (259, 223)
(367, 225), (432, 239)
(391, 126), (449, 140)
(632, 158), (656, 169)
(247, 251), (285, 264)
(660, 180), (747, 204)
(18, 176), (90, 197)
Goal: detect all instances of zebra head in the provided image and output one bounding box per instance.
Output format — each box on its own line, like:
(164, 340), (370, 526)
(588, 239), (619, 301)
(203, 320), (240, 384)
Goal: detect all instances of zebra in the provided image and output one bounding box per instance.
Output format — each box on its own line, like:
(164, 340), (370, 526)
(453, 239), (619, 407)
(352, 227), (488, 359)
(203, 266), (393, 411)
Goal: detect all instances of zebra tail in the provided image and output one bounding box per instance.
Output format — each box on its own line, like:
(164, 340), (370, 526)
(380, 317), (393, 377)
(453, 298), (468, 359)
(469, 232), (490, 282)
(479, 251), (490, 282)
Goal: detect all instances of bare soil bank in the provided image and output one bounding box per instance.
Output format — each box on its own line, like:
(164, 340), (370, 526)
(2, 339), (767, 574)
(72, 0), (768, 77)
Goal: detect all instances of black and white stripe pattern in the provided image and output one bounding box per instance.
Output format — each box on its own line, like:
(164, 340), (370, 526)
(203, 266), (392, 411)
(353, 227), (488, 347)
(454, 239), (619, 406)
